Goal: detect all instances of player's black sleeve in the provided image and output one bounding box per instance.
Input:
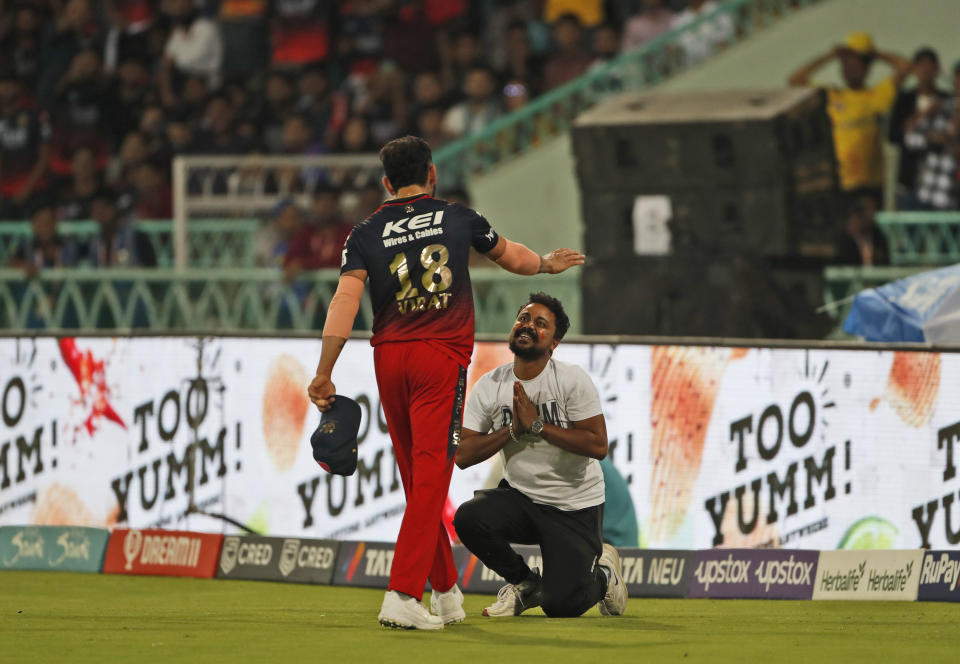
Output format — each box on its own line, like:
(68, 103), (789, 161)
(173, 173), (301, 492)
(339, 229), (368, 274)
(461, 205), (500, 253)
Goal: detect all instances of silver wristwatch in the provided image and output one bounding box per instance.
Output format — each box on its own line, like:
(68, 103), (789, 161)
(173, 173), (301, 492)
(530, 418), (545, 436)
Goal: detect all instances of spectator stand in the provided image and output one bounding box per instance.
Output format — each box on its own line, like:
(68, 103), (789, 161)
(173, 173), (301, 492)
(432, 0), (830, 188)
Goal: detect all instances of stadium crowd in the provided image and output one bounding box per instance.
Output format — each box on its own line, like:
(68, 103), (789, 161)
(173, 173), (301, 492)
(1, 0), (738, 270)
(2, 0), (959, 273)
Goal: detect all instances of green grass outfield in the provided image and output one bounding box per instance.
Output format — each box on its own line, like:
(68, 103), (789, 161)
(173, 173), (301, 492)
(2, 571), (958, 664)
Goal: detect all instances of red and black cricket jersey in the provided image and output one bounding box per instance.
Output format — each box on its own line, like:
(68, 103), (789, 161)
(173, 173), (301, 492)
(340, 194), (500, 366)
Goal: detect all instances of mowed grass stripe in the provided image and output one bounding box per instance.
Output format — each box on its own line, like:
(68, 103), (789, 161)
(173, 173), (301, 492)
(1, 571), (958, 664)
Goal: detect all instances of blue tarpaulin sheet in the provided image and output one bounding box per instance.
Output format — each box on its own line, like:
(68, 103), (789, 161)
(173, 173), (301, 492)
(843, 264), (960, 342)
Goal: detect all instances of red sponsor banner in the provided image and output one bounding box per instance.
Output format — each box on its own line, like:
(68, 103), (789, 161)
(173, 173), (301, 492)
(103, 529), (223, 578)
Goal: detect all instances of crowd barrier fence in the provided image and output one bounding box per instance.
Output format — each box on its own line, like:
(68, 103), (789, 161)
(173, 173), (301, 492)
(3, 526), (957, 603)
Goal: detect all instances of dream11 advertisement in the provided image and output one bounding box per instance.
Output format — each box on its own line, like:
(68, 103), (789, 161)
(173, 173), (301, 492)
(1, 337), (958, 551)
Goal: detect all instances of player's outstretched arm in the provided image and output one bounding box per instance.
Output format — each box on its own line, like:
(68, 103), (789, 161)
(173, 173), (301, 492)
(486, 237), (585, 275)
(538, 248), (586, 274)
(308, 271), (366, 411)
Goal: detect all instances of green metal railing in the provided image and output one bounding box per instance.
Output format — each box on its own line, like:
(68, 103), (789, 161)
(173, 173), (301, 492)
(0, 268), (580, 335)
(0, 219), (260, 268)
(432, 0), (828, 184)
(876, 211), (960, 266)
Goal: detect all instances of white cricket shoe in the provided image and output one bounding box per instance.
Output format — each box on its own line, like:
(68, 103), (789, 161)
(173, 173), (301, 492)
(482, 569), (543, 617)
(378, 590), (444, 630)
(430, 583), (467, 624)
(598, 543), (627, 616)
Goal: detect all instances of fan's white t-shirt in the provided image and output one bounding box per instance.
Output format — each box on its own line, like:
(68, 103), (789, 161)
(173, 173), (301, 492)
(462, 358), (605, 511)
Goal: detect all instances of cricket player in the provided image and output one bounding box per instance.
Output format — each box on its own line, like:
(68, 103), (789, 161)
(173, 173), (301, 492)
(307, 136), (584, 630)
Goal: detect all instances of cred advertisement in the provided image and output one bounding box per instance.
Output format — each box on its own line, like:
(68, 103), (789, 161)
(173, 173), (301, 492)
(2, 337), (959, 551)
(216, 535), (338, 584)
(103, 528), (223, 578)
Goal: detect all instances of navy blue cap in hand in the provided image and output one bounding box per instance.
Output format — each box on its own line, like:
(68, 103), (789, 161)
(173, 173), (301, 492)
(310, 395), (361, 476)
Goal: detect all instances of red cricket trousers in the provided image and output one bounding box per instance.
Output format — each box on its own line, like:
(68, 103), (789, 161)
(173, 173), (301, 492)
(374, 341), (465, 600)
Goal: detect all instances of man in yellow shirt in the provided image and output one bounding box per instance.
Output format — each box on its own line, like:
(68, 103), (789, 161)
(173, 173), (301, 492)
(789, 32), (910, 202)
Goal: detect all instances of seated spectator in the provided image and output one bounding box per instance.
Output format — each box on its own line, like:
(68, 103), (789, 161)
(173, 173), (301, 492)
(499, 79), (540, 154)
(223, 80), (261, 149)
(789, 33), (910, 199)
(590, 22), (621, 71)
(337, 114), (376, 153)
(0, 73), (50, 219)
(835, 189), (890, 266)
(1, 2), (45, 92)
(128, 159), (172, 219)
(344, 180), (384, 225)
(85, 187), (156, 267)
(407, 69), (450, 131)
(57, 146), (102, 220)
(543, 14), (592, 91)
(443, 29), (483, 102)
(37, 0), (104, 109)
(107, 130), (150, 187)
(159, 0), (223, 103)
(283, 185), (353, 280)
(498, 21), (544, 96)
(442, 66), (503, 138)
(903, 60), (960, 211)
(503, 79), (531, 112)
(621, 0), (674, 53)
(671, 0), (734, 66)
(297, 65), (348, 149)
(50, 48), (113, 174)
(6, 198), (80, 275)
(109, 56), (155, 142)
(260, 70), (297, 154)
(414, 104), (449, 150)
(195, 93), (252, 154)
(279, 113), (323, 155)
(888, 48), (952, 209)
(164, 114), (195, 155)
(351, 62), (404, 146)
(138, 104), (168, 148)
(254, 198), (302, 268)
(166, 72), (211, 119)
